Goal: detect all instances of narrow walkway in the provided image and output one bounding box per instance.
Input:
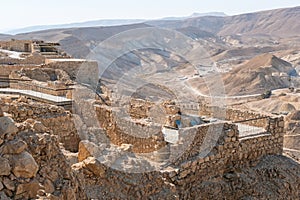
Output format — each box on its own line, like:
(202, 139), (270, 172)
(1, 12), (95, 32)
(0, 88), (72, 106)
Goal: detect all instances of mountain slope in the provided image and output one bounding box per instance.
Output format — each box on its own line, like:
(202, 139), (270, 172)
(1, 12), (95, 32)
(5, 19), (146, 35)
(219, 6), (300, 37)
(4, 12), (227, 35)
(147, 6), (300, 38)
(223, 54), (296, 95)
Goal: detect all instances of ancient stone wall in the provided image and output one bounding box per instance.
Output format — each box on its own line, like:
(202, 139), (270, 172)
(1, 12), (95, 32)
(0, 65), (37, 76)
(76, 114), (286, 199)
(8, 67), (72, 96)
(129, 98), (154, 119)
(168, 115), (283, 165)
(199, 104), (270, 128)
(0, 101), (84, 199)
(43, 60), (98, 81)
(0, 54), (45, 65)
(95, 105), (167, 153)
(10, 80), (70, 96)
(5, 100), (80, 152)
(0, 40), (32, 52)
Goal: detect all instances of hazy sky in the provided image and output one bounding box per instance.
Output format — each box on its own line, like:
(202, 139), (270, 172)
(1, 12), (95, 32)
(1, 0), (299, 31)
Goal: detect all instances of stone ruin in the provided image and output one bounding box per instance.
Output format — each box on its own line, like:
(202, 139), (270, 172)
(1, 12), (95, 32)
(0, 39), (62, 56)
(0, 39), (299, 199)
(9, 68), (73, 96)
(70, 85), (291, 198)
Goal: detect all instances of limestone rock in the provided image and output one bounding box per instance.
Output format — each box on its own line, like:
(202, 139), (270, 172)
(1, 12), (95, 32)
(78, 141), (92, 162)
(0, 116), (18, 137)
(32, 121), (47, 132)
(0, 181), (3, 190)
(17, 96), (28, 103)
(78, 140), (105, 162)
(0, 157), (11, 175)
(83, 157), (106, 177)
(11, 151), (39, 178)
(0, 191), (10, 200)
(3, 177), (15, 191)
(15, 180), (41, 199)
(44, 179), (55, 194)
(0, 139), (27, 155)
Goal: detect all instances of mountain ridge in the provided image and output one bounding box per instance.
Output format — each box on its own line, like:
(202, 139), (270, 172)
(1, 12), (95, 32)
(4, 12), (227, 35)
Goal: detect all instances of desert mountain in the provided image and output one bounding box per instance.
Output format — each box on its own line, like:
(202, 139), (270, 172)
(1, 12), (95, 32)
(223, 54), (297, 95)
(219, 6), (300, 37)
(148, 6), (300, 38)
(0, 6), (298, 59)
(4, 12), (227, 35)
(0, 6), (299, 97)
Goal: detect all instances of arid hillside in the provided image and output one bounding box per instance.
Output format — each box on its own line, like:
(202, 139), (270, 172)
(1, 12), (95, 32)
(223, 54), (296, 95)
(0, 6), (299, 59)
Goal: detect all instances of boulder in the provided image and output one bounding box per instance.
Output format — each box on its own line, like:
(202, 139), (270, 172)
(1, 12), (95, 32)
(0, 116), (18, 137)
(0, 139), (27, 154)
(0, 157), (11, 175)
(11, 151), (39, 178)
(44, 179), (55, 193)
(2, 177), (15, 191)
(15, 180), (42, 199)
(0, 191), (10, 200)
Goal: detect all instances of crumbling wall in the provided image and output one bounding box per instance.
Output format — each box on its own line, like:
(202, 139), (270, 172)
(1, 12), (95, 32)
(0, 101), (84, 199)
(0, 54), (45, 65)
(129, 98), (154, 119)
(95, 105), (167, 153)
(43, 60), (98, 81)
(76, 116), (288, 199)
(0, 65), (37, 76)
(5, 99), (80, 152)
(199, 104), (270, 128)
